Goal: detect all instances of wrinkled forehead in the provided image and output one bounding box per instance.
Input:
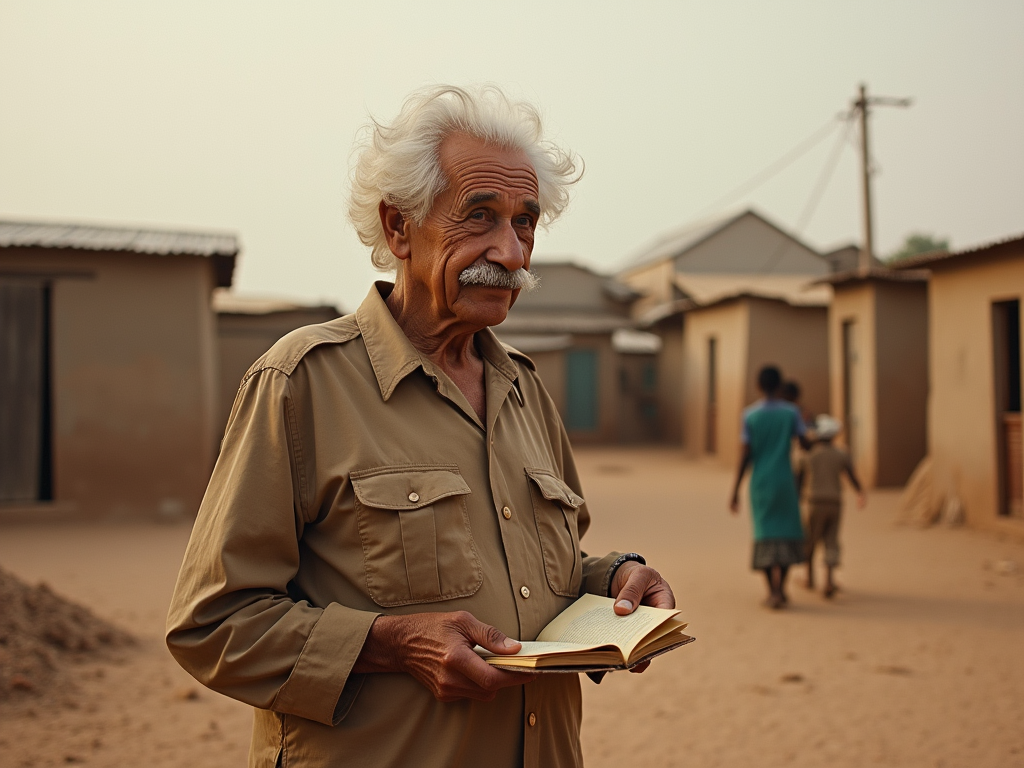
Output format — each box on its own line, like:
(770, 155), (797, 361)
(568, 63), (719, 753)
(437, 133), (539, 206)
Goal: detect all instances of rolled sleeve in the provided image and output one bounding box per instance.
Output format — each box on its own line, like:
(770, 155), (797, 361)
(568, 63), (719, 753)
(272, 602), (378, 726)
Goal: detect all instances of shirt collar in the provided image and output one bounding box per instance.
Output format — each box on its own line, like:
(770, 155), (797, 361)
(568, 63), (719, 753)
(355, 282), (522, 401)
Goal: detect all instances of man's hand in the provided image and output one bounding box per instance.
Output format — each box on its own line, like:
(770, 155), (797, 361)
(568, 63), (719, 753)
(609, 562), (676, 674)
(354, 611), (536, 702)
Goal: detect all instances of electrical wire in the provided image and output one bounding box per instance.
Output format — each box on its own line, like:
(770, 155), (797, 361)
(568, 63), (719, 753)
(794, 116), (855, 236)
(694, 115), (844, 219)
(758, 115), (855, 273)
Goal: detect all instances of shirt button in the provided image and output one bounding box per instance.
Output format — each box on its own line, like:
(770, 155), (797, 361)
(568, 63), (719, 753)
(528, 712), (537, 727)
(520, 585), (530, 598)
(502, 506), (512, 519)
(408, 492), (420, 503)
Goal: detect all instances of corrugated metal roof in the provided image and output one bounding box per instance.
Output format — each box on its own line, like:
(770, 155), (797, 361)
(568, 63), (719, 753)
(0, 219), (239, 257)
(815, 266), (930, 286)
(612, 328), (662, 354)
(636, 298), (696, 326)
(619, 208), (828, 276)
(674, 273), (832, 308)
(889, 234), (1024, 270)
(822, 244), (885, 273)
(620, 210), (746, 272)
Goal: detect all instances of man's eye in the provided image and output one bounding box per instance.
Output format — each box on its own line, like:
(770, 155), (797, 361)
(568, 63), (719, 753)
(515, 215), (535, 227)
(469, 210), (487, 221)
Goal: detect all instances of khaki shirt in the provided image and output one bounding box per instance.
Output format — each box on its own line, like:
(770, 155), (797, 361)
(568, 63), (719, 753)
(798, 443), (853, 504)
(166, 283), (623, 768)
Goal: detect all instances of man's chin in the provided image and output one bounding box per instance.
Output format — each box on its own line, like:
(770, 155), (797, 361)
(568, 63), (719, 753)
(453, 291), (513, 328)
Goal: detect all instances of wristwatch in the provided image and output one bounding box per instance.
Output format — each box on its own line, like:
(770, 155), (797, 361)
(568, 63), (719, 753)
(608, 552), (647, 594)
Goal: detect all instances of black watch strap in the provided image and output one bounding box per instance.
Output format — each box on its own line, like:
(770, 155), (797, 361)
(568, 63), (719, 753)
(607, 553), (647, 593)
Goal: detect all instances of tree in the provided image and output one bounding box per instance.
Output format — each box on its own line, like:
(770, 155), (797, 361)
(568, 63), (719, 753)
(887, 233), (950, 262)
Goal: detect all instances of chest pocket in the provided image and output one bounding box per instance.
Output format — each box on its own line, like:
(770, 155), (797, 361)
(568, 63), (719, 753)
(352, 465), (483, 607)
(526, 468), (585, 598)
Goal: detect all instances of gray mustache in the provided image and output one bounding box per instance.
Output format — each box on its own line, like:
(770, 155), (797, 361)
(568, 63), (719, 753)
(458, 263), (540, 292)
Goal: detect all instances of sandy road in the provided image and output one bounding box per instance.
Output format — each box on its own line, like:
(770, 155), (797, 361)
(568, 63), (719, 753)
(1, 447), (1022, 767)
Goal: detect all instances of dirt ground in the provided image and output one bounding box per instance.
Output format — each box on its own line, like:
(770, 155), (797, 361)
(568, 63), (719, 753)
(1, 447), (1022, 768)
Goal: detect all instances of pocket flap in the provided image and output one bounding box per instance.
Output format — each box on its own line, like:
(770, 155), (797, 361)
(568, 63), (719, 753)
(352, 466), (471, 510)
(524, 468), (585, 509)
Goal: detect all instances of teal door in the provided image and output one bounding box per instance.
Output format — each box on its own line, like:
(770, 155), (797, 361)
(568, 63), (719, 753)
(566, 349), (598, 431)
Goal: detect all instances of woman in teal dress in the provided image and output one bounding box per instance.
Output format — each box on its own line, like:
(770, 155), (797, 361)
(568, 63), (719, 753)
(729, 366), (811, 608)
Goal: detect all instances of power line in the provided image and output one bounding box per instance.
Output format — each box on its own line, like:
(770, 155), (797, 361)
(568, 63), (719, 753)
(695, 115), (844, 219)
(794, 116), (855, 235)
(759, 115), (855, 273)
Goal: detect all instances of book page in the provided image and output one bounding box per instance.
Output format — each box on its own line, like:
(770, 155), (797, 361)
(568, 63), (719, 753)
(475, 641), (609, 659)
(536, 593), (680, 657)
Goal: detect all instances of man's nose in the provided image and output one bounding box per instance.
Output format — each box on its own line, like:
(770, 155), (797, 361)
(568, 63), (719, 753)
(485, 219), (526, 272)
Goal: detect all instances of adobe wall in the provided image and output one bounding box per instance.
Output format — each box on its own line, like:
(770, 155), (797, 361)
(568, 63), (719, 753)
(874, 282), (929, 486)
(745, 299), (829, 420)
(929, 254), (1024, 535)
(619, 260), (676, 319)
(526, 349), (566, 416)
(681, 301), (749, 466)
(617, 353), (660, 443)
(653, 317), (684, 444)
(0, 247), (219, 519)
(828, 284), (879, 486)
(216, 308), (340, 438)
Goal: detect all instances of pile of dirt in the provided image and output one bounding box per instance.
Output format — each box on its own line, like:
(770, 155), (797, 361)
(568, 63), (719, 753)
(0, 566), (134, 701)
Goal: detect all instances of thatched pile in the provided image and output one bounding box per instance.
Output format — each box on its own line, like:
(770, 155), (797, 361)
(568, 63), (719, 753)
(0, 566), (133, 701)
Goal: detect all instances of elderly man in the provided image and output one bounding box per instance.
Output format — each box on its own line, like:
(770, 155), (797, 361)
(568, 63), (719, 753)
(167, 85), (674, 768)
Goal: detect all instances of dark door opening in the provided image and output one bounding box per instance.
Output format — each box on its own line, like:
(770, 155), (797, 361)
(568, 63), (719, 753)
(566, 348), (599, 432)
(0, 280), (54, 503)
(842, 319), (858, 461)
(706, 337), (717, 454)
(993, 299), (1021, 518)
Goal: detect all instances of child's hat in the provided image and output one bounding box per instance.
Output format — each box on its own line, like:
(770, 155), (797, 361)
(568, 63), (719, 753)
(815, 414), (842, 439)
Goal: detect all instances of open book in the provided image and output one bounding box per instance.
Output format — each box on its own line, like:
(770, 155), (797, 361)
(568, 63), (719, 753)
(475, 593), (693, 673)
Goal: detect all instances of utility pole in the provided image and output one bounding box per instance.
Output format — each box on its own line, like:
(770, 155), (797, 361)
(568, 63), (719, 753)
(852, 84), (911, 272)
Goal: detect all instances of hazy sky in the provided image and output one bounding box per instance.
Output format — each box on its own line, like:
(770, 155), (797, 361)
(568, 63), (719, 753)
(2, 1), (1021, 311)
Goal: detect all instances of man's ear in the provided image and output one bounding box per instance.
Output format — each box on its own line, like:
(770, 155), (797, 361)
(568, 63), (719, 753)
(379, 201), (412, 261)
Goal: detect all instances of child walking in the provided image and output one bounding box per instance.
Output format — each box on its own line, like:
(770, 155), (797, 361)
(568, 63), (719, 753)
(796, 415), (866, 598)
(730, 365), (811, 609)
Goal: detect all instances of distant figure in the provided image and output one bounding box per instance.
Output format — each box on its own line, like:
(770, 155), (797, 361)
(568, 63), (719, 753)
(780, 379), (813, 430)
(796, 415), (866, 598)
(729, 365), (812, 609)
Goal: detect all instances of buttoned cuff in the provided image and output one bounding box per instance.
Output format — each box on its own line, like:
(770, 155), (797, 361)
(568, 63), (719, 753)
(579, 551), (624, 598)
(271, 602), (379, 726)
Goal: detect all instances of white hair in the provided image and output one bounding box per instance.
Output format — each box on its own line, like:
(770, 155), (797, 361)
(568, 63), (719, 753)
(348, 84), (582, 272)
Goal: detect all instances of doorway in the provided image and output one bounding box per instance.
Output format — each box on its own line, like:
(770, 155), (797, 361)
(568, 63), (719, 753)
(0, 280), (53, 503)
(566, 348), (599, 432)
(993, 299), (1022, 518)
(842, 319), (858, 460)
(705, 337), (717, 454)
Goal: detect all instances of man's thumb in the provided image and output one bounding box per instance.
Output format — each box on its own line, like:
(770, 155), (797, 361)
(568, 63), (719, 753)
(614, 571), (647, 615)
(467, 617), (521, 655)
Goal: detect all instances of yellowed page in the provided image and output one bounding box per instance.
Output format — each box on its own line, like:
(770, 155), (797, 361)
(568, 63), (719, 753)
(625, 620), (692, 665)
(474, 640), (610, 663)
(535, 593), (681, 658)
